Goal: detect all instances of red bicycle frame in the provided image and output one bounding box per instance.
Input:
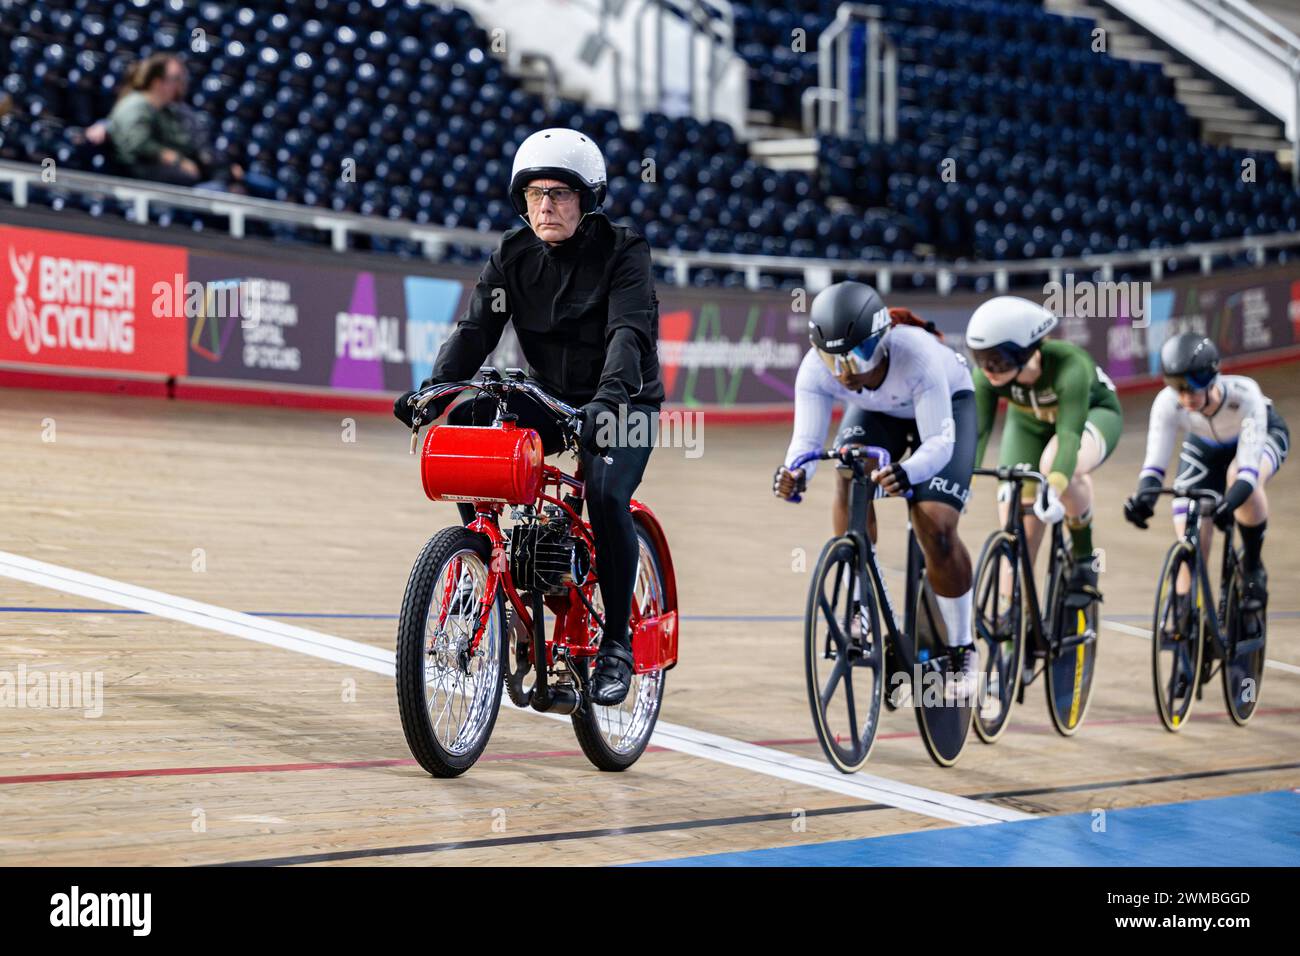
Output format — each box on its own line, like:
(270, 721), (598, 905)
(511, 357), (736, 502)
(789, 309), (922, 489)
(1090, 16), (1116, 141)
(458, 462), (679, 674)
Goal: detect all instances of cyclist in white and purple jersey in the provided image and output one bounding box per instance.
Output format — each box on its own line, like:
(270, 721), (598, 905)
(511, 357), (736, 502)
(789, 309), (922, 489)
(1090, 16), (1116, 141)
(771, 282), (979, 695)
(1124, 333), (1290, 611)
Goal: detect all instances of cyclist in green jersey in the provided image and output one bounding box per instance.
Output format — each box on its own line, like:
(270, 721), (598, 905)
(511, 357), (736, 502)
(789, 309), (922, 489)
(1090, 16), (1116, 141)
(966, 296), (1123, 601)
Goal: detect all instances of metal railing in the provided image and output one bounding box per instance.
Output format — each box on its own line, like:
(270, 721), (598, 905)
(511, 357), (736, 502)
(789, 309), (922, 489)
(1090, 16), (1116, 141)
(1179, 0), (1300, 185)
(632, 0), (736, 122)
(1, 159), (1296, 294)
(808, 3), (897, 142)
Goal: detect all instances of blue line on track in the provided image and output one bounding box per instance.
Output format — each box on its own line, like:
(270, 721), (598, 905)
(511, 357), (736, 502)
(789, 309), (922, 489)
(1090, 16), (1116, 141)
(634, 790), (1300, 867)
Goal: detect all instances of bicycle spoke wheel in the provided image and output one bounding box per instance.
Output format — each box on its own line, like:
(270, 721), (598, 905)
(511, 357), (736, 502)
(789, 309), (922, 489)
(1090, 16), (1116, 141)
(572, 524), (668, 771)
(1221, 567), (1266, 725)
(396, 527), (507, 777)
(972, 531), (1024, 744)
(911, 580), (973, 767)
(1151, 541), (1204, 732)
(805, 536), (883, 773)
(1043, 552), (1099, 737)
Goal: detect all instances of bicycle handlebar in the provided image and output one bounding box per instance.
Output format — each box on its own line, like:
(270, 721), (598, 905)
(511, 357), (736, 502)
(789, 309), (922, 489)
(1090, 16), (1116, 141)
(973, 464), (1048, 486)
(405, 369), (601, 460)
(784, 445), (912, 504)
(973, 464), (1057, 513)
(1137, 486), (1223, 507)
(410, 376), (580, 422)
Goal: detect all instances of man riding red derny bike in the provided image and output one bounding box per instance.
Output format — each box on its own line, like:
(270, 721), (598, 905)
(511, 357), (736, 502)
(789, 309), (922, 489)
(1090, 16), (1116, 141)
(393, 128), (665, 707)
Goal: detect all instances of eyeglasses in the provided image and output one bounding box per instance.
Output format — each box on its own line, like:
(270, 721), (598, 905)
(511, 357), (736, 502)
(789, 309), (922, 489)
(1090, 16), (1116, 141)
(523, 186), (578, 206)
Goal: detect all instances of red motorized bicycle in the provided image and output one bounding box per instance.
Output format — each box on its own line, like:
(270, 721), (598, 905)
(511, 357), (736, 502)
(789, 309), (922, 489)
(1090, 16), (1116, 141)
(395, 368), (679, 777)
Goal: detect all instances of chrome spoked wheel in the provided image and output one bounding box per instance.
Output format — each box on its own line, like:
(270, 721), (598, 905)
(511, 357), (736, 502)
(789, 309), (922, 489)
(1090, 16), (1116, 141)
(572, 526), (668, 771)
(423, 551), (502, 753)
(397, 528), (506, 777)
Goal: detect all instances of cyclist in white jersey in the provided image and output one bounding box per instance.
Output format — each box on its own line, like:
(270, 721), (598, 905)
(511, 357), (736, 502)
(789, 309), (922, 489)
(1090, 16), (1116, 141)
(1124, 333), (1290, 611)
(771, 282), (979, 696)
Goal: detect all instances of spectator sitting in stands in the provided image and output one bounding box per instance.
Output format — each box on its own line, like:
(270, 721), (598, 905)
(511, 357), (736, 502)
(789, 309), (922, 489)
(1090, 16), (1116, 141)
(96, 53), (275, 197)
(105, 53), (202, 186)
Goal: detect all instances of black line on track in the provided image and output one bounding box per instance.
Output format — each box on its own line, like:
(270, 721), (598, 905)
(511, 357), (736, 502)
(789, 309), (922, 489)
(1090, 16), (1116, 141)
(209, 802), (892, 867)
(964, 759), (1300, 801)
(214, 760), (1300, 866)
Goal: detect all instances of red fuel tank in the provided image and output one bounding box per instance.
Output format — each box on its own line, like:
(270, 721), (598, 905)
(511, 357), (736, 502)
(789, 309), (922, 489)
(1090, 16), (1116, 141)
(421, 422), (544, 505)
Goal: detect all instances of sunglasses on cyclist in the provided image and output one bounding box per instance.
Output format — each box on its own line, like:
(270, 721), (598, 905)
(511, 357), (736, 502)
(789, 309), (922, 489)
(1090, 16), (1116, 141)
(817, 335), (884, 378)
(1163, 372), (1215, 394)
(971, 344), (1033, 375)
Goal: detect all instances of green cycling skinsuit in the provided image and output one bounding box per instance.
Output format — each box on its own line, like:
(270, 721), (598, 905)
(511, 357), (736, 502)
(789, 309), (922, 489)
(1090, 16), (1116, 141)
(974, 339), (1123, 567)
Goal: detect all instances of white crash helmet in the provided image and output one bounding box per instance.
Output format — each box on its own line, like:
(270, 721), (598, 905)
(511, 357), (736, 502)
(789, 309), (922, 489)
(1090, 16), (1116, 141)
(509, 128), (607, 217)
(965, 295), (1059, 372)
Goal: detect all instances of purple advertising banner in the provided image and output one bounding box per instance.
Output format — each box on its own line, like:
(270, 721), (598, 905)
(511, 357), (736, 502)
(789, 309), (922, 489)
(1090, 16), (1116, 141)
(183, 248), (1300, 407)
(186, 252), (472, 393)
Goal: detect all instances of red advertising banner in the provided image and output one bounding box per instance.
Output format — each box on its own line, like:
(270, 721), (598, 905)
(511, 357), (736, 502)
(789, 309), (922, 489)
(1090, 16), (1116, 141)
(0, 225), (188, 376)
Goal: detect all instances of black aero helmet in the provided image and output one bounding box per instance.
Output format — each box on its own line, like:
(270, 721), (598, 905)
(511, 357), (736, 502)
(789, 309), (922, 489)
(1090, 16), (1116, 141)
(808, 282), (891, 372)
(1160, 333), (1220, 391)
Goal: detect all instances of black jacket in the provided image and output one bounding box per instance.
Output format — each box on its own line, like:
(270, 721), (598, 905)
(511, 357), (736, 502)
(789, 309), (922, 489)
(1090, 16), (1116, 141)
(426, 214), (665, 410)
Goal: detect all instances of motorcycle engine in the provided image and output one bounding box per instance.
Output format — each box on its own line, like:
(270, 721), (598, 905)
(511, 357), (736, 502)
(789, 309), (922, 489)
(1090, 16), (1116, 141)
(507, 512), (591, 595)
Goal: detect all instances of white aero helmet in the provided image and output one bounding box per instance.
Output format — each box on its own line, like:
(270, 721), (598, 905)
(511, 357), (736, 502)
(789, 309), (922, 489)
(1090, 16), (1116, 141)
(965, 295), (1059, 373)
(509, 128), (607, 217)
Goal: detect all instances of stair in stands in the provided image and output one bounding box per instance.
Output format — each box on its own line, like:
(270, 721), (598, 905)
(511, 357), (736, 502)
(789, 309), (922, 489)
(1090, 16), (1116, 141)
(1045, 0), (1292, 158)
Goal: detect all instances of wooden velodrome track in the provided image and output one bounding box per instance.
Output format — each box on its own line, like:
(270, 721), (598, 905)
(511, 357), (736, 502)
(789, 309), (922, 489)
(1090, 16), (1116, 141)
(1, 364), (1298, 866)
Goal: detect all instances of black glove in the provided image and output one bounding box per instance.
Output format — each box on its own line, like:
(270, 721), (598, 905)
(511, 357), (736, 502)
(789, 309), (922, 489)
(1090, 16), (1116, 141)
(1124, 475), (1161, 529)
(1123, 492), (1155, 529)
(772, 465), (807, 499)
(1213, 478), (1254, 530)
(393, 387), (454, 428)
(577, 402), (615, 455)
(872, 461), (912, 497)
(393, 390), (421, 428)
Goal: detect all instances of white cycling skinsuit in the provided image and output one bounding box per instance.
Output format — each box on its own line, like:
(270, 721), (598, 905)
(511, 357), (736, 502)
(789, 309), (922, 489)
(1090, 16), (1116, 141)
(782, 325), (977, 650)
(1139, 375), (1288, 500)
(784, 325), (974, 494)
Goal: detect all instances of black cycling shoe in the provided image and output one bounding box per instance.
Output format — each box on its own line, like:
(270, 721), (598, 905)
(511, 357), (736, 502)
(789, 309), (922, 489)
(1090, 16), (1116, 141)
(1064, 561), (1101, 608)
(1241, 565), (1268, 613)
(589, 643), (635, 706)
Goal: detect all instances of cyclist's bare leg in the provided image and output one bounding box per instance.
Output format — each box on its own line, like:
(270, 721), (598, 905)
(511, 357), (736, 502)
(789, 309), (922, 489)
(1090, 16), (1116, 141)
(1228, 458), (1274, 527)
(1039, 431), (1103, 517)
(1041, 430), (1104, 569)
(911, 499), (973, 646)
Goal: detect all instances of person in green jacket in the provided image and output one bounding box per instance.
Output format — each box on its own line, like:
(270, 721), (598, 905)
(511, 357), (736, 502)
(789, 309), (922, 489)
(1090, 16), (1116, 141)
(106, 53), (202, 185)
(965, 296), (1123, 601)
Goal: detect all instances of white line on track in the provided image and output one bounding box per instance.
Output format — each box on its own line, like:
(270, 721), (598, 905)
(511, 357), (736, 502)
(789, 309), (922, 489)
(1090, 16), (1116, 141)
(0, 549), (1023, 826)
(1103, 620), (1300, 675)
